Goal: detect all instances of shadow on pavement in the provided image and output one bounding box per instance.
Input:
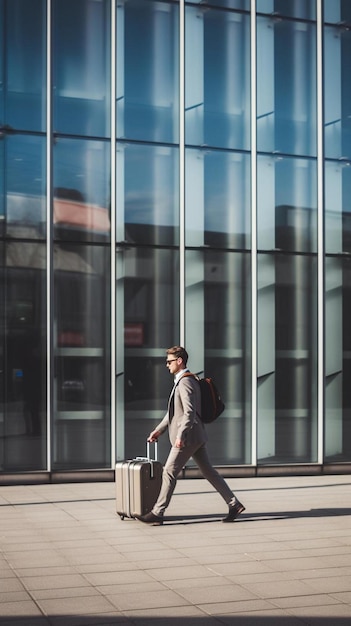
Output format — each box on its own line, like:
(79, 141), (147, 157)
(0, 615), (351, 625)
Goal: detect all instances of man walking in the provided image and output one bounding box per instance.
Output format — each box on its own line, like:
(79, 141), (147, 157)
(134, 346), (245, 526)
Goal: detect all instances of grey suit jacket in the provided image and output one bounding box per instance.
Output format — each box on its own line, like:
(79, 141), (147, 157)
(155, 373), (207, 447)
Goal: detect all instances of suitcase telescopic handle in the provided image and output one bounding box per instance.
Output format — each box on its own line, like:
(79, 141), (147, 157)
(147, 440), (158, 462)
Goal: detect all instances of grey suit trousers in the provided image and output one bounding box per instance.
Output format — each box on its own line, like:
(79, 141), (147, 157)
(152, 442), (234, 516)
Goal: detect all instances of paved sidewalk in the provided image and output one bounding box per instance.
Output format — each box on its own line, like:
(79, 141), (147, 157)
(0, 474), (351, 625)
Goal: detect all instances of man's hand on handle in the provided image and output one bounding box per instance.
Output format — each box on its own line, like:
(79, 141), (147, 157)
(147, 430), (161, 443)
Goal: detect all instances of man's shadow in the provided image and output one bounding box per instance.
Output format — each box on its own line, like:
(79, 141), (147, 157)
(163, 507), (351, 525)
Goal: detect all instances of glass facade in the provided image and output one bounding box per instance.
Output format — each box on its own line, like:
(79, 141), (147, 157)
(1, 0), (351, 479)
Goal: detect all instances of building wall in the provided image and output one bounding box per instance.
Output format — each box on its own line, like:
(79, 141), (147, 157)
(1, 0), (351, 478)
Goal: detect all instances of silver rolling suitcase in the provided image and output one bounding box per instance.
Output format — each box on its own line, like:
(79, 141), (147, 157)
(115, 441), (163, 520)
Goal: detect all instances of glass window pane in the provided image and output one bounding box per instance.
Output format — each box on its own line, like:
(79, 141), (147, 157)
(325, 160), (351, 254)
(257, 0), (316, 20)
(5, 0), (46, 132)
(325, 256), (351, 462)
(53, 0), (110, 138)
(117, 0), (179, 143)
(324, 0), (351, 23)
(324, 25), (351, 160)
(191, 0), (249, 9)
(117, 143), (179, 246)
(257, 155), (317, 253)
(0, 0), (4, 126)
(257, 16), (317, 157)
(5, 134), (46, 238)
(257, 253), (318, 464)
(0, 242), (47, 471)
(185, 249), (251, 465)
(54, 138), (110, 243)
(185, 6), (250, 151)
(53, 244), (111, 470)
(186, 148), (250, 249)
(120, 248), (179, 460)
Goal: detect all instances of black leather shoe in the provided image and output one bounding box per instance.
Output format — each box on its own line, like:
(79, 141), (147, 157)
(222, 501), (245, 523)
(134, 512), (164, 526)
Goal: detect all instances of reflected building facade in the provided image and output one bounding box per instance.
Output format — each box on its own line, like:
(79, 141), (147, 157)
(0, 0), (351, 481)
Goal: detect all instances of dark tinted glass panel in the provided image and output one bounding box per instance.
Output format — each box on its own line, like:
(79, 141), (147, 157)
(325, 160), (351, 254)
(119, 248), (179, 460)
(54, 0), (110, 137)
(5, 134), (46, 238)
(0, 0), (3, 126)
(257, 0), (316, 20)
(191, 0), (249, 8)
(257, 253), (318, 464)
(53, 244), (111, 469)
(4, 0), (46, 132)
(324, 0), (351, 23)
(184, 249), (251, 464)
(0, 242), (46, 471)
(117, 142), (179, 246)
(118, 0), (179, 143)
(53, 138), (110, 243)
(324, 257), (351, 463)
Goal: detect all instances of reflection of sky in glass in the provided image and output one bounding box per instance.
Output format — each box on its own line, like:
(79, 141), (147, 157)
(123, 144), (179, 227)
(54, 139), (110, 209)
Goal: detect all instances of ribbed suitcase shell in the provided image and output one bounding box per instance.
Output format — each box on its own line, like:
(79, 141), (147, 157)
(116, 454), (162, 520)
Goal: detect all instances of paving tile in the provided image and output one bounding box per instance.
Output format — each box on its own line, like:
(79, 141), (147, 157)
(75, 561), (142, 574)
(96, 581), (165, 595)
(21, 573), (91, 591)
(207, 561), (272, 577)
(301, 575), (351, 594)
(271, 593), (342, 609)
(218, 609), (305, 625)
(145, 564), (219, 582)
(174, 582), (258, 605)
(31, 586), (102, 601)
(0, 599), (44, 617)
(123, 605), (223, 625)
(200, 598), (277, 616)
(241, 579), (318, 599)
(287, 602), (351, 621)
(0, 579), (25, 593)
(84, 570), (155, 586)
(107, 589), (190, 611)
(37, 594), (116, 616)
(165, 576), (225, 591)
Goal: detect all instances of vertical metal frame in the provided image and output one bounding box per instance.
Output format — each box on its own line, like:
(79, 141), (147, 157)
(316, 0), (324, 464)
(46, 0), (52, 472)
(250, 0), (257, 466)
(179, 0), (185, 346)
(110, 0), (117, 468)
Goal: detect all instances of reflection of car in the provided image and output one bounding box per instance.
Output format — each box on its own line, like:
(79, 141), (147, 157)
(61, 380), (85, 403)
(62, 380), (85, 391)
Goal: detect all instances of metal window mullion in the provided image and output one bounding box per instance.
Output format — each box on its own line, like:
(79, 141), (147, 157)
(110, 0), (117, 469)
(46, 0), (52, 472)
(250, 0), (257, 466)
(316, 0), (324, 465)
(179, 0), (185, 345)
